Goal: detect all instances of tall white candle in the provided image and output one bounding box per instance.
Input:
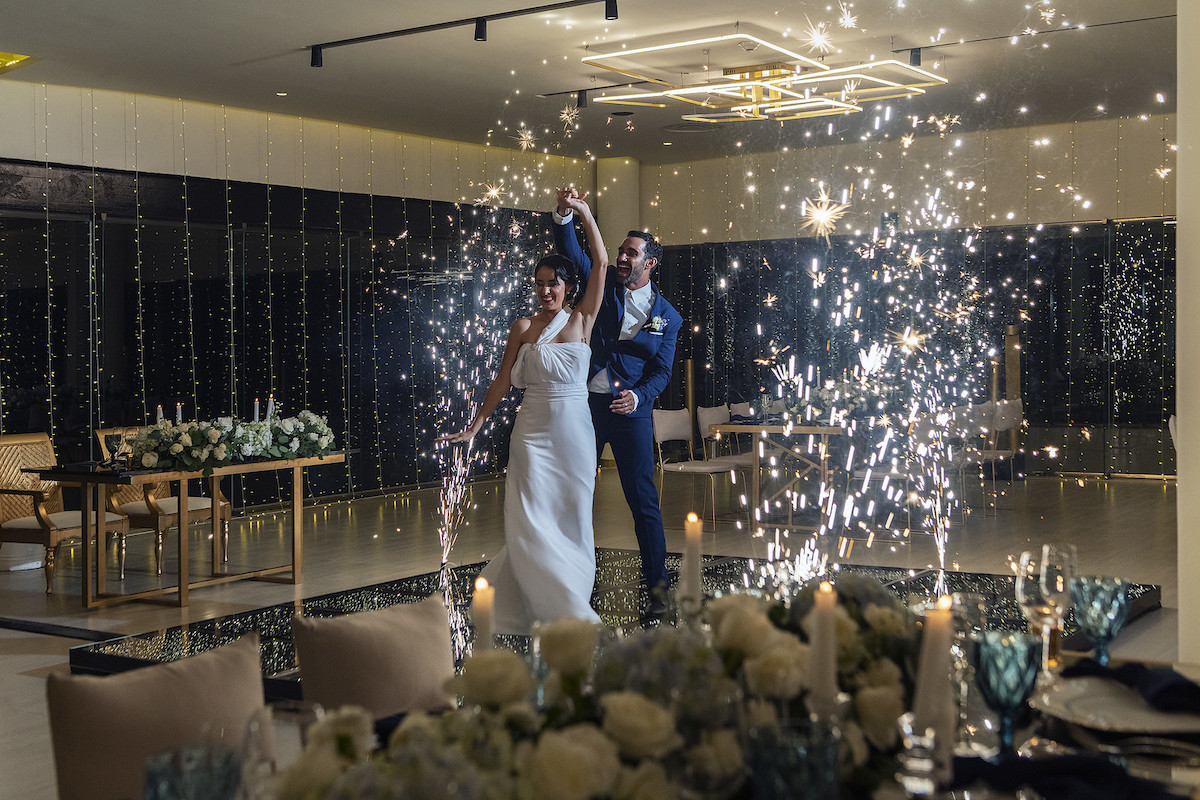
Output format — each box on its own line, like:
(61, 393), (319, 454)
(155, 404), (163, 423)
(681, 512), (702, 607)
(175, 402), (182, 424)
(473, 577), (495, 650)
(808, 581), (840, 718)
(266, 394), (275, 421)
(253, 398), (260, 423)
(912, 596), (955, 783)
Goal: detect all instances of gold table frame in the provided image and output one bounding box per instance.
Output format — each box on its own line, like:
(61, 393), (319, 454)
(32, 453), (345, 609)
(708, 423), (843, 532)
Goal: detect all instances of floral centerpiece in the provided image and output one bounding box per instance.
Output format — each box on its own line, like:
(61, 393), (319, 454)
(131, 410), (336, 475)
(276, 574), (921, 800)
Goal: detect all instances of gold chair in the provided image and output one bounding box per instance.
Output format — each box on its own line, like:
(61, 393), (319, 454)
(95, 427), (231, 579)
(0, 431), (129, 593)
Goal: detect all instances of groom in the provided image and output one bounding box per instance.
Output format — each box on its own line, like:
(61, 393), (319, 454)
(552, 189), (682, 616)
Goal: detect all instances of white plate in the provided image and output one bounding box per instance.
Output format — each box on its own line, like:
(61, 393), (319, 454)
(1031, 676), (1200, 734)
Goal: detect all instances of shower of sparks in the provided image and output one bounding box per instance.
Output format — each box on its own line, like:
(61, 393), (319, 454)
(803, 17), (835, 54)
(901, 133), (915, 148)
(838, 2), (858, 28)
(842, 78), (861, 103)
(892, 327), (929, 353)
(764, 292), (779, 308)
(926, 114), (962, 137)
(476, 181), (505, 206)
(1039, 5), (1057, 24)
(559, 104), (581, 128)
(515, 129), (537, 151)
(800, 192), (851, 245)
(1156, 166), (1173, 179)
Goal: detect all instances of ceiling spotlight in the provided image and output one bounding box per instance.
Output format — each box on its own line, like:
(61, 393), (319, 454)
(474, 17), (487, 42)
(605, 0), (618, 20)
(310, 45), (323, 68)
(909, 47), (921, 66)
(577, 90), (589, 109)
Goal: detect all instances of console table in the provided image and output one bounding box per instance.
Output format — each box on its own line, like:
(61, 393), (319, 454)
(30, 453), (345, 609)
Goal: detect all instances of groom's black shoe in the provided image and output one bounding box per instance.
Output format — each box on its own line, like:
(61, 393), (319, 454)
(645, 597), (668, 619)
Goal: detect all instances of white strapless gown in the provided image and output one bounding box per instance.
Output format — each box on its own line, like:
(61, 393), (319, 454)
(481, 310), (601, 635)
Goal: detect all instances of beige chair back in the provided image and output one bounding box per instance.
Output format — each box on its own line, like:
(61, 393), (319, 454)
(95, 427), (167, 507)
(0, 432), (63, 523)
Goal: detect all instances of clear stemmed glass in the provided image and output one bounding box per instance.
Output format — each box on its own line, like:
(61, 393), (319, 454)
(1015, 544), (1076, 672)
(972, 631), (1043, 759)
(1070, 576), (1131, 666)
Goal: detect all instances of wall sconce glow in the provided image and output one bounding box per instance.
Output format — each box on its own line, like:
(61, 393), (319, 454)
(0, 53), (34, 74)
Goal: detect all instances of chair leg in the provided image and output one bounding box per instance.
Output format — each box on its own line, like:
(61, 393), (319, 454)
(43, 545), (55, 594)
(154, 531), (165, 575)
(223, 517), (230, 563)
(116, 532), (126, 580)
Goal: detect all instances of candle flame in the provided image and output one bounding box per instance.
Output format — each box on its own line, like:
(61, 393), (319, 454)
(475, 577), (489, 591)
(819, 580), (833, 593)
(937, 595), (952, 610)
(687, 512), (700, 523)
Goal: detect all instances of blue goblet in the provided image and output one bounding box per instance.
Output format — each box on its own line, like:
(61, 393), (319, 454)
(1070, 576), (1131, 666)
(972, 631), (1042, 758)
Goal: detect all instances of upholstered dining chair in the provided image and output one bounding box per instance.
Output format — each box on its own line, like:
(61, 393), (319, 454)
(46, 632), (271, 800)
(291, 594), (457, 720)
(95, 427), (231, 579)
(652, 407), (744, 522)
(696, 403), (756, 469)
(0, 431), (129, 593)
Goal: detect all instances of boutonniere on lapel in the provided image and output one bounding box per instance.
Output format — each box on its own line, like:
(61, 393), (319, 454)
(646, 315), (667, 333)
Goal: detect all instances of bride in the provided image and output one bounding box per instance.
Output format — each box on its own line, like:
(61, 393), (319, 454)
(441, 191), (607, 634)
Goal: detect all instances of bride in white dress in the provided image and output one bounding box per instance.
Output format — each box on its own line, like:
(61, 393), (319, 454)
(442, 192), (608, 634)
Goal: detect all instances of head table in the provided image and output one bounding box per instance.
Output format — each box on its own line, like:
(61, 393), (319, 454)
(27, 452), (344, 609)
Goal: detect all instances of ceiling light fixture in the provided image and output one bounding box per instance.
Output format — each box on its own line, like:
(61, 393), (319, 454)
(576, 90), (589, 108)
(310, 45), (323, 68)
(586, 31), (947, 123)
(306, 0), (616, 65)
(909, 47), (921, 66)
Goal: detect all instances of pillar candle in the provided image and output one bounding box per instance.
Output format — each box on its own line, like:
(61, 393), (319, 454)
(808, 581), (840, 718)
(266, 394), (275, 421)
(155, 405), (163, 423)
(681, 512), (702, 607)
(175, 403), (182, 424)
(473, 577), (495, 650)
(912, 596), (955, 783)
(253, 398), (260, 423)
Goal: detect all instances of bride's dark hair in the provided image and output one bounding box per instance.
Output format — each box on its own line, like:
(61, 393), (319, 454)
(535, 254), (582, 306)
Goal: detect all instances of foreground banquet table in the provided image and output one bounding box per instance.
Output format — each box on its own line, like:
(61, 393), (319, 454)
(708, 422), (843, 532)
(31, 453), (345, 609)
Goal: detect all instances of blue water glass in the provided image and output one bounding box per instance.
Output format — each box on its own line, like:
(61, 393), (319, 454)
(746, 718), (839, 800)
(143, 746), (242, 800)
(1070, 576), (1131, 666)
(972, 631), (1041, 758)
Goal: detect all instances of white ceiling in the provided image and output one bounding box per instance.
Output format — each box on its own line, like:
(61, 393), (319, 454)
(0, 0), (1176, 164)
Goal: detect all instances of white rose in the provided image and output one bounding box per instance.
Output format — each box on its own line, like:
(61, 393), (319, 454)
(854, 683), (905, 750)
(600, 691), (683, 759)
(743, 634), (810, 700)
(178, 433), (192, 447)
(290, 439), (300, 452)
(304, 705), (375, 764)
(714, 605), (780, 658)
(446, 648), (535, 708)
(706, 592), (768, 632)
(519, 724), (619, 800)
(190, 448), (203, 460)
(685, 728), (744, 782)
(214, 444), (227, 461)
(309, 432), (319, 441)
(207, 428), (220, 444)
(241, 444), (254, 457)
(280, 418), (295, 433)
(140, 452), (158, 468)
(614, 761), (677, 800)
(536, 617), (600, 676)
(858, 657), (903, 690)
(318, 435), (331, 449)
(862, 604), (909, 638)
(168, 443), (184, 455)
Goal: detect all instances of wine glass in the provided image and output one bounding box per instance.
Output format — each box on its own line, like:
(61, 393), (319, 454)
(1014, 544), (1076, 672)
(972, 631), (1042, 759)
(1070, 576), (1131, 666)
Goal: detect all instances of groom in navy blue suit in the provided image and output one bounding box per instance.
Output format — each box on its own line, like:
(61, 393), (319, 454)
(552, 191), (683, 615)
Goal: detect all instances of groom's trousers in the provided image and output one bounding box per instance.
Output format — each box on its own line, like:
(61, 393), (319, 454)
(589, 393), (669, 593)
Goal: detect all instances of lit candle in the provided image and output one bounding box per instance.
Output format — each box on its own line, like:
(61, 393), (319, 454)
(175, 403), (182, 424)
(253, 398), (260, 423)
(681, 512), (702, 608)
(912, 596), (955, 783)
(473, 577), (495, 650)
(155, 405), (163, 423)
(808, 581), (840, 718)
(266, 394), (275, 421)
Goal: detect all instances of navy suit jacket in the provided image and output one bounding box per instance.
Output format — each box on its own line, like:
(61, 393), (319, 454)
(553, 215), (682, 420)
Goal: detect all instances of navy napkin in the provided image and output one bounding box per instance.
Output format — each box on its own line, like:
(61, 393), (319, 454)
(1062, 658), (1200, 714)
(952, 753), (1189, 800)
